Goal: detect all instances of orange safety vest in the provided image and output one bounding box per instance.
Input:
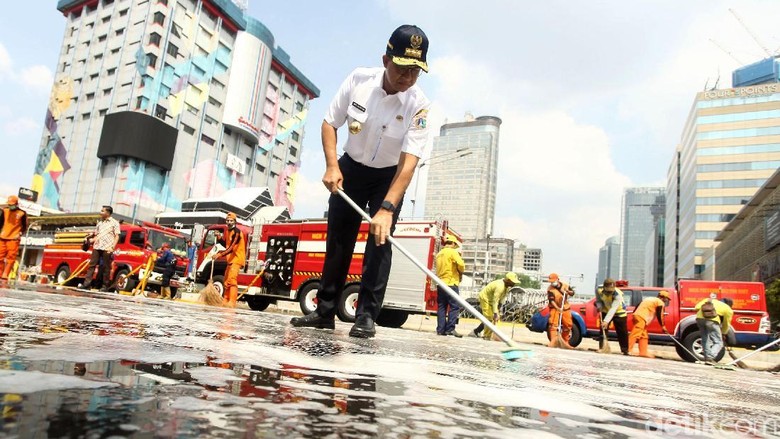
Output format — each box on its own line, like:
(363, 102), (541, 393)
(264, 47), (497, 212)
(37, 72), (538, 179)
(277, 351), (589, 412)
(224, 228), (246, 268)
(0, 207), (27, 241)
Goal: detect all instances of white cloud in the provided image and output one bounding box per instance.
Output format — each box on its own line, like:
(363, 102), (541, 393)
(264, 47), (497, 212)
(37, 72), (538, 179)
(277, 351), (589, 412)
(0, 105), (11, 119)
(291, 170), (330, 218)
(19, 65), (53, 93)
(0, 42), (11, 79)
(3, 117), (39, 136)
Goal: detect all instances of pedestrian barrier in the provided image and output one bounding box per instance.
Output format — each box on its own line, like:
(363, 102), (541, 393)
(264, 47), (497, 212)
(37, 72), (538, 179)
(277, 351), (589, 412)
(459, 287), (548, 324)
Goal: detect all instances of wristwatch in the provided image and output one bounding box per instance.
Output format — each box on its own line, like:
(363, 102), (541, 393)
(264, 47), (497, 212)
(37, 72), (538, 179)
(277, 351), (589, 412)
(380, 200), (396, 212)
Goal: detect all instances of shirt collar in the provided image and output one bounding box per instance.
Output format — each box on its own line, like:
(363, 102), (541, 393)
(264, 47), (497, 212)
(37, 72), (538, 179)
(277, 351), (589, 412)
(374, 69), (408, 105)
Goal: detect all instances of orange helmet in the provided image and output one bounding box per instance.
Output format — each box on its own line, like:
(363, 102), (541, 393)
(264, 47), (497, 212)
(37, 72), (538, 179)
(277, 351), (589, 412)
(226, 212), (237, 221)
(548, 273), (559, 282)
(658, 290), (671, 299)
(6, 195), (18, 205)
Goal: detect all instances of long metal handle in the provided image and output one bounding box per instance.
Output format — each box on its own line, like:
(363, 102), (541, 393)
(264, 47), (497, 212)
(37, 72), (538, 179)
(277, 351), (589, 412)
(725, 337), (780, 366)
(336, 189), (517, 347)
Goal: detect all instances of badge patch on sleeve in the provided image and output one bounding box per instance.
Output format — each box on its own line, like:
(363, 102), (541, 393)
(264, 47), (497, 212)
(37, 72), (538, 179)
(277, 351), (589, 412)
(412, 109), (428, 130)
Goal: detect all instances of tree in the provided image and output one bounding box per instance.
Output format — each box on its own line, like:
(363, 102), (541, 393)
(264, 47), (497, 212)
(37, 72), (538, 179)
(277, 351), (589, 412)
(766, 279), (780, 328)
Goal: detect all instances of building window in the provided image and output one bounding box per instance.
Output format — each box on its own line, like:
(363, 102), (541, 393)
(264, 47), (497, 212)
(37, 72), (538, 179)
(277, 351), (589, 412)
(153, 12), (165, 25)
(289, 146), (297, 157)
(102, 16), (111, 23)
(295, 102), (304, 112)
(256, 163), (265, 172)
(115, 28), (125, 36)
(86, 92), (95, 100)
(111, 48), (120, 55)
(155, 104), (167, 119)
(208, 97), (221, 108)
(82, 112), (91, 120)
(149, 32), (161, 46)
(186, 104), (198, 115)
(158, 0), (168, 5)
(291, 131), (300, 142)
(94, 53), (103, 60)
(119, 8), (128, 16)
(107, 68), (116, 76)
(182, 124), (195, 135)
(166, 42), (179, 57)
(146, 53), (157, 68)
(135, 96), (145, 109)
(99, 109), (107, 116)
(201, 134), (215, 145)
(204, 115), (217, 125)
(90, 73), (99, 81)
(98, 34), (107, 42)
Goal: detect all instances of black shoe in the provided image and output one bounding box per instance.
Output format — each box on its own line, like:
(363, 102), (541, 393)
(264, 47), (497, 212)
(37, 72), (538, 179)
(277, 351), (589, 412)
(349, 316), (376, 338)
(445, 331), (463, 338)
(99, 287), (111, 293)
(290, 313), (335, 330)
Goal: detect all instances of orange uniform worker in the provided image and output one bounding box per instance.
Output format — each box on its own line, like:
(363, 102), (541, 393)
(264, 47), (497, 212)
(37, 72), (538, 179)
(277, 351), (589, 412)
(627, 290), (671, 358)
(216, 213), (246, 307)
(547, 273), (575, 348)
(0, 196), (28, 280)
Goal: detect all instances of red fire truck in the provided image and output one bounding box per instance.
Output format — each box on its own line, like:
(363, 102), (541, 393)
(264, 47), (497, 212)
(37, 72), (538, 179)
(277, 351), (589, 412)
(41, 222), (190, 293)
(194, 219), (457, 328)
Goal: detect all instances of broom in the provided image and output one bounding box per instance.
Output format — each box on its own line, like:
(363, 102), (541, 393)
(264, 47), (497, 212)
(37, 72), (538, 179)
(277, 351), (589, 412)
(550, 289), (570, 349)
(198, 255), (224, 307)
(598, 315), (611, 354)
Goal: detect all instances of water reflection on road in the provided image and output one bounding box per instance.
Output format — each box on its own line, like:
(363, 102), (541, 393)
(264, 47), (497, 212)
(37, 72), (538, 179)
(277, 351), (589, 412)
(0, 284), (776, 438)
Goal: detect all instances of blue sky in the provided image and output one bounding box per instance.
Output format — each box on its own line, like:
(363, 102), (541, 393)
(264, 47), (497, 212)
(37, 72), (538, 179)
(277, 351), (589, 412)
(2, 1), (780, 290)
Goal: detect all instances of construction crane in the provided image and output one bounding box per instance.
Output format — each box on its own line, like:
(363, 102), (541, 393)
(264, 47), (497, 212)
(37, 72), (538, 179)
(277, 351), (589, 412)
(709, 38), (744, 65)
(729, 8), (773, 58)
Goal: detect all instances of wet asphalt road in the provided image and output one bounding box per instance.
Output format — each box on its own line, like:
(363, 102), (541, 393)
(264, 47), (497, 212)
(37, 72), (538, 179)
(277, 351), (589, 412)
(0, 284), (778, 438)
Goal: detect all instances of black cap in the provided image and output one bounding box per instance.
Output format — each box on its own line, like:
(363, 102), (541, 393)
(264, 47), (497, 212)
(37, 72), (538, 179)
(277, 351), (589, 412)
(386, 24), (429, 72)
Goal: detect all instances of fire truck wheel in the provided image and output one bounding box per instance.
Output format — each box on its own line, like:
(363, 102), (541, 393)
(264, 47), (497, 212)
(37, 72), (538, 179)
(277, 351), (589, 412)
(55, 265), (72, 286)
(246, 296), (271, 311)
(337, 284), (361, 323)
(298, 282), (321, 315)
(375, 310), (409, 328)
(683, 331), (726, 363)
(211, 275), (226, 298)
(114, 269), (135, 292)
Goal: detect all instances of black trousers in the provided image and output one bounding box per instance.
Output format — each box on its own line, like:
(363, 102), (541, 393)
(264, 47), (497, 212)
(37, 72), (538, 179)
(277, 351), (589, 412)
(83, 249), (112, 288)
(316, 154), (402, 321)
(603, 313), (629, 353)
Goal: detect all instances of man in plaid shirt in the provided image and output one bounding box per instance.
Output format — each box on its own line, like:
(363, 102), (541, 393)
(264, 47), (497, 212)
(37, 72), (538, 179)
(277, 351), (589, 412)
(81, 205), (120, 291)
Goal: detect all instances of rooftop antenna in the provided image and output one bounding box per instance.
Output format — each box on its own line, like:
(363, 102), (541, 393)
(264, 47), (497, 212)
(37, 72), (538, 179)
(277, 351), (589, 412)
(729, 8), (773, 58)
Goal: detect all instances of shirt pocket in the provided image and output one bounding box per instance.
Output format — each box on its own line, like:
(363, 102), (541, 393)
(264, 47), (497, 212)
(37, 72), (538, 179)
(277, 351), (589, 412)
(346, 105), (368, 124)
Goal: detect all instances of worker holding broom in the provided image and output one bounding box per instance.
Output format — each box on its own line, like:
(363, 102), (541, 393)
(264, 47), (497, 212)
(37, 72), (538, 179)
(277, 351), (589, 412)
(290, 24), (431, 338)
(215, 212), (245, 308)
(627, 290), (671, 358)
(547, 273), (575, 348)
(469, 272), (521, 340)
(596, 278), (629, 355)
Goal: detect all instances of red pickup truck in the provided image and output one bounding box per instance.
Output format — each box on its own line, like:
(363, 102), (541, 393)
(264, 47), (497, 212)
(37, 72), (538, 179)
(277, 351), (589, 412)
(41, 222), (190, 293)
(529, 279), (775, 362)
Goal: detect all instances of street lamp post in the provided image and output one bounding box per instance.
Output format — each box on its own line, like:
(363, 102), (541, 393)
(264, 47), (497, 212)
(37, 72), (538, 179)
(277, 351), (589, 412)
(410, 148), (472, 218)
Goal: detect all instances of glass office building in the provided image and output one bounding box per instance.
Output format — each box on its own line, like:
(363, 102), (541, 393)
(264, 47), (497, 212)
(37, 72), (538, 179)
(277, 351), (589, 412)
(620, 187), (665, 286)
(665, 82), (780, 285)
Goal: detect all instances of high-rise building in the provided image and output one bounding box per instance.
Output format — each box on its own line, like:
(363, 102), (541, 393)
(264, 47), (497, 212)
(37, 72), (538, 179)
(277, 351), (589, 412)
(619, 187), (665, 286)
(512, 243), (543, 284)
(665, 58), (780, 285)
(643, 196), (665, 287)
(34, 0), (319, 221)
(423, 114), (501, 239)
(462, 237), (514, 290)
(422, 114), (501, 286)
(596, 236), (619, 287)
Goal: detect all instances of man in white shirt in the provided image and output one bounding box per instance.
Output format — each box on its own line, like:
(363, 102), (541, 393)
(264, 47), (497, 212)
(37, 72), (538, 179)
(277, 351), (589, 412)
(81, 205), (121, 291)
(291, 24), (431, 338)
